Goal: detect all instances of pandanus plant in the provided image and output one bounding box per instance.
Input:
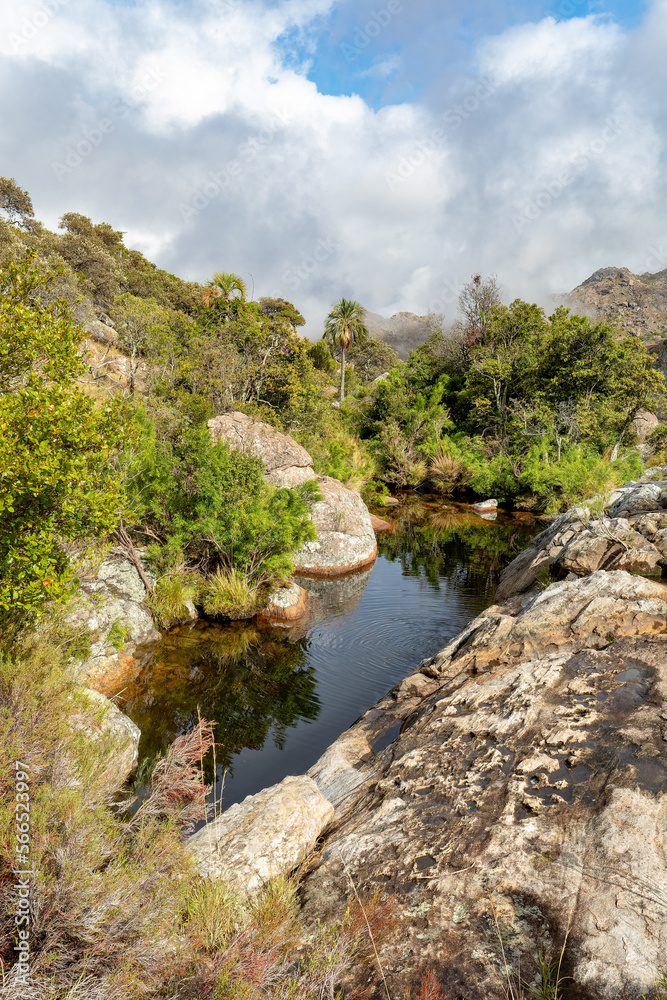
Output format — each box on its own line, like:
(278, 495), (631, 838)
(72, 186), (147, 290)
(203, 271), (247, 308)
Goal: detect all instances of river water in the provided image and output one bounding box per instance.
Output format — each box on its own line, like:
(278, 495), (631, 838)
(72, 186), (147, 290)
(115, 498), (539, 811)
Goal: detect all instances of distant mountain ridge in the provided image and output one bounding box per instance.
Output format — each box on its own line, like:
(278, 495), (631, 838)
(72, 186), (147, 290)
(565, 266), (667, 347)
(362, 309), (434, 360)
(365, 266), (667, 366)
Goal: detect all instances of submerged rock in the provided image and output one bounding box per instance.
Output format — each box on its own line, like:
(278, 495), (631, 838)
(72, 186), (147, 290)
(188, 775), (334, 895)
(300, 571), (667, 999)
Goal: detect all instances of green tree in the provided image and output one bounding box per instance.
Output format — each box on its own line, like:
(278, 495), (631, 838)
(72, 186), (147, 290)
(0, 177), (35, 230)
(111, 293), (183, 394)
(346, 335), (399, 384)
(0, 256), (130, 631)
(131, 417), (318, 585)
(324, 298), (368, 403)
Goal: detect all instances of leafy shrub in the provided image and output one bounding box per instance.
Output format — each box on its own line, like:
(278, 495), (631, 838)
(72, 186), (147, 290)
(130, 417), (319, 588)
(0, 256), (130, 633)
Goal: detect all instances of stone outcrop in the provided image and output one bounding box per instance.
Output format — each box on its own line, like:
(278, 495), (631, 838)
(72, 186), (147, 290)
(299, 570), (667, 1000)
(565, 265), (667, 357)
(257, 582), (308, 622)
(208, 411), (317, 487)
(496, 475), (667, 602)
(208, 413), (377, 576)
(70, 688), (141, 798)
(73, 547), (160, 695)
(188, 775), (334, 896)
(293, 476), (377, 576)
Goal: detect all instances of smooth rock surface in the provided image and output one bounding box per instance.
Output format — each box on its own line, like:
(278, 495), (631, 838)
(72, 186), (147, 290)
(73, 548), (160, 694)
(301, 571), (667, 999)
(208, 411), (317, 487)
(293, 477), (377, 576)
(188, 775), (334, 895)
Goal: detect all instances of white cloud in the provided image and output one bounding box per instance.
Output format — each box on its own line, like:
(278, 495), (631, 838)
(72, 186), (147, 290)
(0, 0), (666, 334)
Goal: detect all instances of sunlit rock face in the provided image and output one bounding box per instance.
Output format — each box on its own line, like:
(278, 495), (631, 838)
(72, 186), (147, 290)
(187, 775), (334, 896)
(496, 473), (667, 603)
(72, 547), (160, 695)
(208, 411), (317, 487)
(208, 413), (377, 576)
(300, 570), (667, 1000)
(291, 476), (377, 577)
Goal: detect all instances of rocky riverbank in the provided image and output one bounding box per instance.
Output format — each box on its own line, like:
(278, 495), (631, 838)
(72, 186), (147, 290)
(190, 471), (667, 1000)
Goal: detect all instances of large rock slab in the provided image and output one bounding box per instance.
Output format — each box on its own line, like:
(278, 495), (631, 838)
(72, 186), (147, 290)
(208, 411), (316, 487)
(72, 548), (160, 694)
(292, 476), (377, 576)
(188, 775), (334, 895)
(301, 572), (667, 1000)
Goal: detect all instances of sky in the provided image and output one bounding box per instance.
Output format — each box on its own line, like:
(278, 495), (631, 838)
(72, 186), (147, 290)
(0, 0), (665, 335)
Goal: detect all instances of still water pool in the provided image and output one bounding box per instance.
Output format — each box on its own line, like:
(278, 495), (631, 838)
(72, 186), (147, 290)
(115, 498), (539, 811)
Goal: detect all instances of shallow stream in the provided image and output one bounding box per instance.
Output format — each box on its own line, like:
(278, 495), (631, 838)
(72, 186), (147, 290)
(114, 498), (539, 811)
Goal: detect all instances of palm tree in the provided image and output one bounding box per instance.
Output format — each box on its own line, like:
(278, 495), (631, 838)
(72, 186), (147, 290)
(324, 298), (368, 404)
(203, 271), (247, 307)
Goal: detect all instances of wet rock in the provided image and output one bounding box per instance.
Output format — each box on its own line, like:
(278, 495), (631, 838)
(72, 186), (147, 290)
(72, 548), (160, 694)
(208, 411), (316, 487)
(188, 775), (334, 895)
(292, 477), (377, 576)
(370, 513), (393, 532)
(301, 571), (667, 999)
(257, 582), (308, 622)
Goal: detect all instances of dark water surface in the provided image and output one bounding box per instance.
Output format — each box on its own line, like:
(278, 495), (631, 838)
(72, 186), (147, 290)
(116, 499), (539, 811)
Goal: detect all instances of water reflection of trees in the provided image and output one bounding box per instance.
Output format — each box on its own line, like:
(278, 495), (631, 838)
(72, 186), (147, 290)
(377, 500), (537, 592)
(119, 621), (320, 777)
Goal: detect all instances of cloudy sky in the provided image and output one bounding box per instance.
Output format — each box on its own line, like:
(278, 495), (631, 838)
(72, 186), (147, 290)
(1, 0), (665, 334)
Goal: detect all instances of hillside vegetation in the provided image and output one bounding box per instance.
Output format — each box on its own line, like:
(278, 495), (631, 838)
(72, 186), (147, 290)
(2, 176), (665, 633)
